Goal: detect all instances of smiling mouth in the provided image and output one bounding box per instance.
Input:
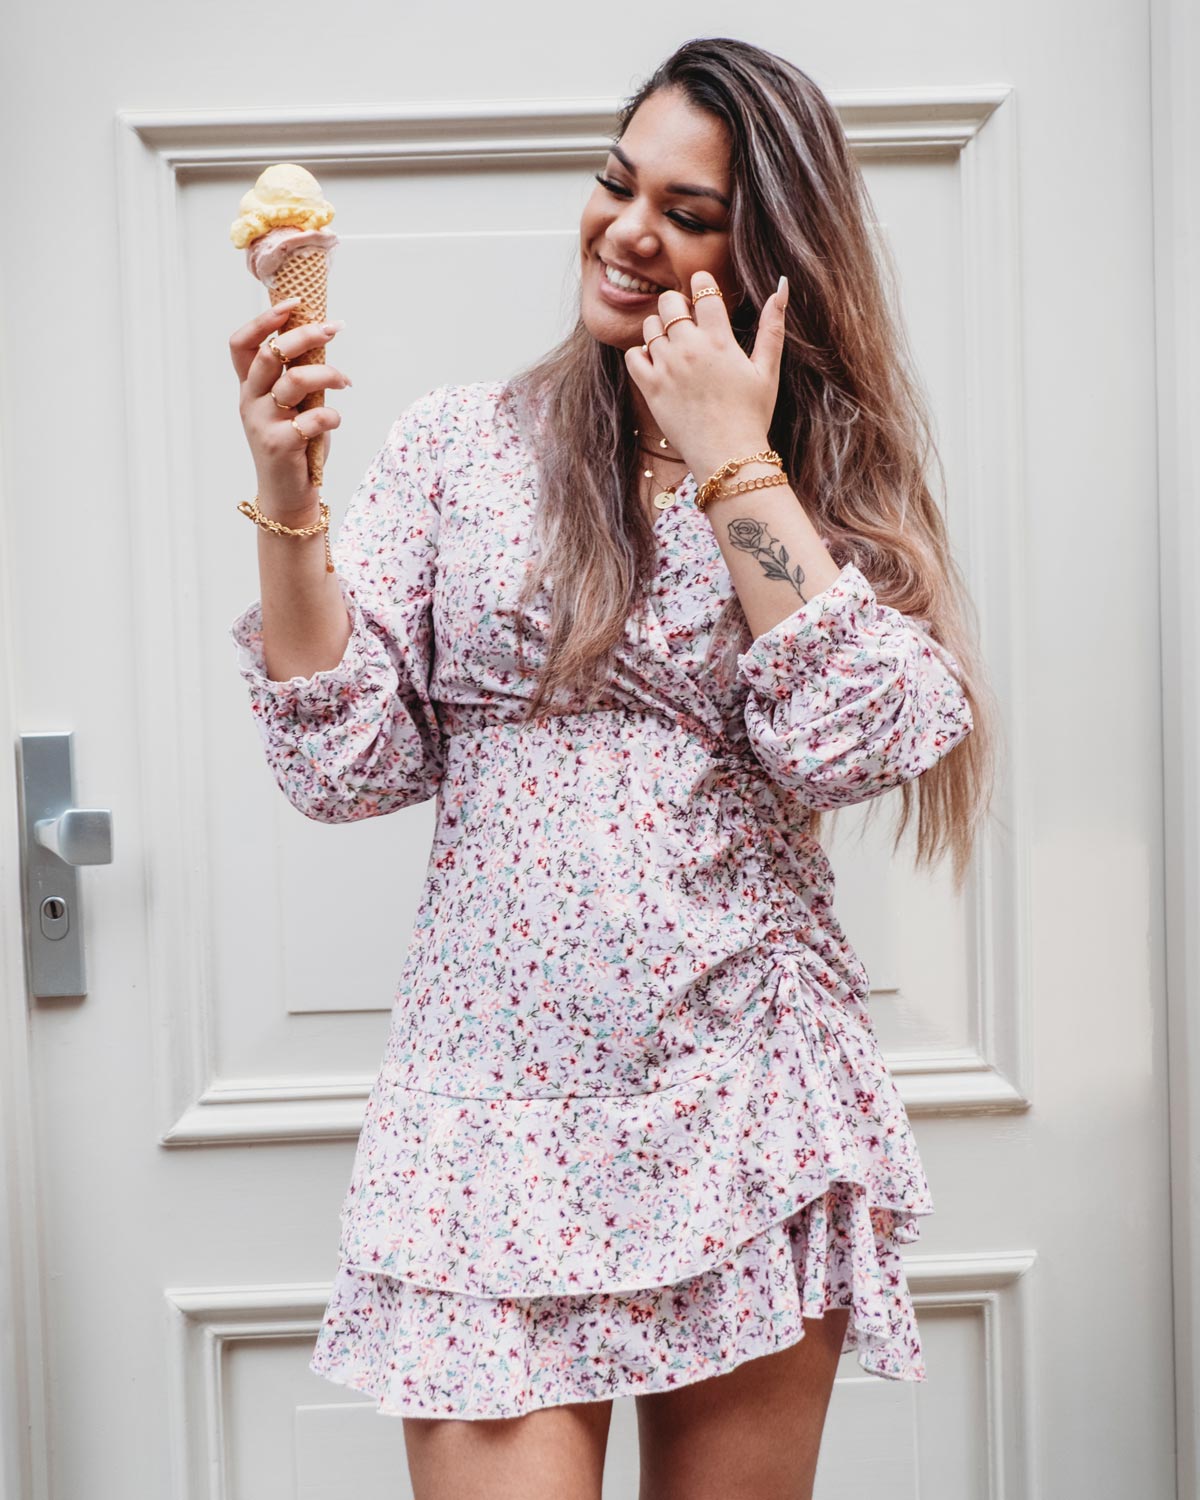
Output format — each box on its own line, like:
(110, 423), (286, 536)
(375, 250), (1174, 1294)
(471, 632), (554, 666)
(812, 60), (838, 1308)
(599, 256), (667, 295)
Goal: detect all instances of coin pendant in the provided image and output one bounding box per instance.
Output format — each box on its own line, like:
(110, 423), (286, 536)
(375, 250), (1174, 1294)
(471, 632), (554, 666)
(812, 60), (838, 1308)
(652, 490), (676, 511)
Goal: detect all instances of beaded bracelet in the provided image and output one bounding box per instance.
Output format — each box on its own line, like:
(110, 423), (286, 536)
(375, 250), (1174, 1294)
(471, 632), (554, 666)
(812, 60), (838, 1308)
(238, 494), (335, 573)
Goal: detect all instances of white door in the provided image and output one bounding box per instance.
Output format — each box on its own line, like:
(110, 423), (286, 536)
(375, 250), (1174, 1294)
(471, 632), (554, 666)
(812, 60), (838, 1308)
(0, 6), (1184, 1498)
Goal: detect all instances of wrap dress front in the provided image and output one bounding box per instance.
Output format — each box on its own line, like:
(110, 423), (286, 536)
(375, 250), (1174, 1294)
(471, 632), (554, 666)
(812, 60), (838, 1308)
(229, 378), (974, 1420)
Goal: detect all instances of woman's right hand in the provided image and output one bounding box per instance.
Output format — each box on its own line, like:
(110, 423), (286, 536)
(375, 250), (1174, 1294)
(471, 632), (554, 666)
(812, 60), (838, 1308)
(230, 300), (352, 518)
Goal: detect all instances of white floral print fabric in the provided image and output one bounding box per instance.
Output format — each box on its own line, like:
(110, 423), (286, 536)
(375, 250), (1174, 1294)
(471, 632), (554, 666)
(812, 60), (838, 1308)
(229, 379), (973, 1418)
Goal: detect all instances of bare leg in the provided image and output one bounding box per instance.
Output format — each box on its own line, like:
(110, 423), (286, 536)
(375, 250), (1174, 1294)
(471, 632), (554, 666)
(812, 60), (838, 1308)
(634, 1309), (851, 1500)
(402, 1396), (614, 1500)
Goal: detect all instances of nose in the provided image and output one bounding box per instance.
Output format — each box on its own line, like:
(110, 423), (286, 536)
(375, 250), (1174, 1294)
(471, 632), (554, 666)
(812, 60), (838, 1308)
(604, 203), (661, 262)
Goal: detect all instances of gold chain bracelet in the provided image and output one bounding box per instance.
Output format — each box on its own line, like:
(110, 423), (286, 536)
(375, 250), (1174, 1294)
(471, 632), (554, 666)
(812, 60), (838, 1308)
(237, 495), (335, 573)
(695, 449), (784, 513)
(703, 470), (790, 508)
(695, 449), (782, 509)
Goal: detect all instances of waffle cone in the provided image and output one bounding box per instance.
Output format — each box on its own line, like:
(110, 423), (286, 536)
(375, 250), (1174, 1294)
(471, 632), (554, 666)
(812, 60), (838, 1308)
(266, 246), (330, 488)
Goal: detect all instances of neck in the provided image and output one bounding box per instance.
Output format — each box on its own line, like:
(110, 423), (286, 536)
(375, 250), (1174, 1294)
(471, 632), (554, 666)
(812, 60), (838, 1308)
(629, 387), (682, 458)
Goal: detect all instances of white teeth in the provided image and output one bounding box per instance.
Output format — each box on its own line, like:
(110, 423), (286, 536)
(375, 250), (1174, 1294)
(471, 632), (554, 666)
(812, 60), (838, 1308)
(603, 261), (660, 294)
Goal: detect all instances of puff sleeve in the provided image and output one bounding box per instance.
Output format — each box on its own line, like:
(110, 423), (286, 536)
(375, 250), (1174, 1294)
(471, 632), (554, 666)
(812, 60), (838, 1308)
(736, 561), (974, 811)
(228, 384), (452, 823)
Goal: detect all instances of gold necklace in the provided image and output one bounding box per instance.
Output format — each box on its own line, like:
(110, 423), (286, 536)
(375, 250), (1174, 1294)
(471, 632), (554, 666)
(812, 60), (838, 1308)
(634, 426), (688, 514)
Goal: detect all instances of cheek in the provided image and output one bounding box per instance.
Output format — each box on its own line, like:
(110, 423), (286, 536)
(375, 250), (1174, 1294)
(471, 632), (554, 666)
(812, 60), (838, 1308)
(677, 241), (732, 286)
(579, 196), (609, 243)
(708, 243), (735, 280)
(709, 253), (739, 300)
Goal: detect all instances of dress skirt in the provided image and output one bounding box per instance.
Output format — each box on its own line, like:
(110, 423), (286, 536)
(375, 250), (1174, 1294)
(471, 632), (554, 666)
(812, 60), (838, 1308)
(306, 945), (933, 1420)
(309, 1178), (926, 1420)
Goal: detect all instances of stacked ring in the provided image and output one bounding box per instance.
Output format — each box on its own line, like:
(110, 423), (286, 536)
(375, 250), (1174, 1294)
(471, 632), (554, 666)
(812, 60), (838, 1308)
(640, 288), (723, 357)
(263, 331), (302, 425)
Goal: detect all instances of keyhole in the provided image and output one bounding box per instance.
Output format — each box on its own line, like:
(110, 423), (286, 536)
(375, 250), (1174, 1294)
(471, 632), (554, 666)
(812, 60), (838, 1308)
(43, 897), (65, 920)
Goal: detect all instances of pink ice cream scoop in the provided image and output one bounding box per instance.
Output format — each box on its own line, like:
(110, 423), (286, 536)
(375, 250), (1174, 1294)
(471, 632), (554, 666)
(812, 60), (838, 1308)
(245, 227), (339, 289)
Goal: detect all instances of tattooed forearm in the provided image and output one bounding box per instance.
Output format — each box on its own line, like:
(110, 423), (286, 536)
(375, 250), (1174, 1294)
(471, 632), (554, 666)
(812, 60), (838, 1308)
(724, 516), (809, 603)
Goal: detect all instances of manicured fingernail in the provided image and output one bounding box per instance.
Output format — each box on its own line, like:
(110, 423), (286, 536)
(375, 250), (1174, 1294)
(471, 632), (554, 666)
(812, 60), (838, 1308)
(275, 297), (301, 309)
(323, 320), (345, 335)
(777, 274), (788, 296)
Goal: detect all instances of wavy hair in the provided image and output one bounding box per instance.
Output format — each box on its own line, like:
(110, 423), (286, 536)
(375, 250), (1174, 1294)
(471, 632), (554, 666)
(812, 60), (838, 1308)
(496, 36), (998, 888)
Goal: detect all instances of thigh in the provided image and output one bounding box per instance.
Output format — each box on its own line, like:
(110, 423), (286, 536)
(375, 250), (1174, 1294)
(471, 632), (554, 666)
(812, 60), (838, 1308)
(402, 1396), (614, 1500)
(634, 1309), (851, 1500)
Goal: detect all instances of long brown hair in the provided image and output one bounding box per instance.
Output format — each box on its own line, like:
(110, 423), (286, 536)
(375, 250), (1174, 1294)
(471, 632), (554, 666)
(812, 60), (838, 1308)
(496, 36), (998, 888)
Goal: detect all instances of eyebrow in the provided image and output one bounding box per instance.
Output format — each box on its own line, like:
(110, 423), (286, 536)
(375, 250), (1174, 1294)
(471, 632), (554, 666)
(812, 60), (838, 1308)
(606, 142), (731, 210)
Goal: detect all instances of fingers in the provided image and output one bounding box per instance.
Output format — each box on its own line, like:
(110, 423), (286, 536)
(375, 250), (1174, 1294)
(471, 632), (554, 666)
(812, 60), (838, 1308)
(652, 270), (728, 336)
(639, 312), (665, 362)
(633, 271), (729, 377)
(232, 300), (348, 502)
(229, 300), (345, 397)
(257, 402), (341, 464)
(288, 406), (342, 443)
(624, 342), (652, 384)
(264, 360), (352, 412)
(629, 269), (730, 382)
(228, 299), (301, 384)
(686, 269), (731, 330)
(243, 321), (346, 402)
(655, 286), (695, 335)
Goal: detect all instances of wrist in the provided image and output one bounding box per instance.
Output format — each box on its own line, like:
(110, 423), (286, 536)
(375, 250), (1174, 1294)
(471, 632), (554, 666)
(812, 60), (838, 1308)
(688, 437), (775, 483)
(255, 489), (323, 524)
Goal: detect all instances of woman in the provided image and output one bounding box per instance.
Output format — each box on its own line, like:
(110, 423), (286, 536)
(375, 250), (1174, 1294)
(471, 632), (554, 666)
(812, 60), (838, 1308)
(228, 36), (995, 1500)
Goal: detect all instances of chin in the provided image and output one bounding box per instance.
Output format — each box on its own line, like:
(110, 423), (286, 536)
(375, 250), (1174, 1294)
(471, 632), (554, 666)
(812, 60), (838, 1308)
(580, 299), (643, 352)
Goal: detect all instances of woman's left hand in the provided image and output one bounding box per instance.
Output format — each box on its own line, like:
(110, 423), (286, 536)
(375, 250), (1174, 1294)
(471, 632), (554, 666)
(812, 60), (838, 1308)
(624, 268), (789, 480)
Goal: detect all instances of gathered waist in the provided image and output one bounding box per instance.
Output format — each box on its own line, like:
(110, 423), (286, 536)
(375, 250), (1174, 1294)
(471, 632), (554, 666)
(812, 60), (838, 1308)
(442, 703), (736, 756)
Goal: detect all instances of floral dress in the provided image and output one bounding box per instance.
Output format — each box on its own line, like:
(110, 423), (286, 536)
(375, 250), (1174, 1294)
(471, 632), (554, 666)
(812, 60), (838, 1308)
(229, 378), (974, 1421)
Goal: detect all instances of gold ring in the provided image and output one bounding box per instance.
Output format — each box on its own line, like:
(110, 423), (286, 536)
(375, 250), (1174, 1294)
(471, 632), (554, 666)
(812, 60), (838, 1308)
(291, 417), (308, 442)
(662, 314), (693, 334)
(271, 387), (296, 410)
(265, 335), (288, 364)
(646, 331), (668, 348)
(693, 286), (724, 301)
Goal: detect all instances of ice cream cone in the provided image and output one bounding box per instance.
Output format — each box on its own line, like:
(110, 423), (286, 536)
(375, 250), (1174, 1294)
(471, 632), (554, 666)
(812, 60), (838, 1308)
(231, 164), (338, 491)
(267, 245), (329, 488)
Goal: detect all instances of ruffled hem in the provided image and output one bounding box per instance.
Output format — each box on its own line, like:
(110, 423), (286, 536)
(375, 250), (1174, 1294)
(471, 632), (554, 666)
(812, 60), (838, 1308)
(337, 952), (933, 1297)
(309, 1178), (928, 1421)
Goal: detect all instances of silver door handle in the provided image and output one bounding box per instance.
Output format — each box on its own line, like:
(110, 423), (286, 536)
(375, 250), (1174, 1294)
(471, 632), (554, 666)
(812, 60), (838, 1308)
(17, 732), (114, 999)
(34, 807), (113, 865)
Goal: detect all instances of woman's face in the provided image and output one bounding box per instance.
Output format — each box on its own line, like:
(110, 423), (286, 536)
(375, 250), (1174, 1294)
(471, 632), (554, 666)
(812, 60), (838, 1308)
(579, 86), (736, 352)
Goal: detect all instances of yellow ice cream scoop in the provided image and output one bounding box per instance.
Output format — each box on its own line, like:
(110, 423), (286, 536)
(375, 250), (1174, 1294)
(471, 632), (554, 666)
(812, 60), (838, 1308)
(230, 162), (335, 249)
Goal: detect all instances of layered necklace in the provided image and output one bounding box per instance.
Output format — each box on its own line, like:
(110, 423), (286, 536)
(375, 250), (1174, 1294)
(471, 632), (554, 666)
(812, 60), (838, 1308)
(633, 426), (690, 517)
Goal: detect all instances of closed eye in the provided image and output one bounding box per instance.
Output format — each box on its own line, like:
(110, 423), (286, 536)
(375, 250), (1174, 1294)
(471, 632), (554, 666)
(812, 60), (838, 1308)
(593, 174), (712, 235)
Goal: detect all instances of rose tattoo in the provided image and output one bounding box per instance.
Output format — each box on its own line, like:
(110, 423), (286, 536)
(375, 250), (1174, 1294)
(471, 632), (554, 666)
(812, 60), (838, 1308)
(724, 517), (809, 603)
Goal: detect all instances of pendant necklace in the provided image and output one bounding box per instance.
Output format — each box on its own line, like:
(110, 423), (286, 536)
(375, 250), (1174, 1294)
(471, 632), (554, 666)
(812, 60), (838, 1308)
(634, 426), (689, 514)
